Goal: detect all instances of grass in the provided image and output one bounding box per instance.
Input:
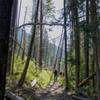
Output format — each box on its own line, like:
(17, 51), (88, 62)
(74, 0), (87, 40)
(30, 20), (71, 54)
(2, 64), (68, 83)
(6, 55), (53, 89)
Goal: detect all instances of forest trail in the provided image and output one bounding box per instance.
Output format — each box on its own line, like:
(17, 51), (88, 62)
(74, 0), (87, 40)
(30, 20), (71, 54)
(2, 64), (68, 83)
(35, 82), (73, 100)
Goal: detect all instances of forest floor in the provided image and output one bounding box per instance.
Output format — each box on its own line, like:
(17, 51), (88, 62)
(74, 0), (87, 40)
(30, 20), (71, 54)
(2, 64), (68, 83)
(34, 82), (73, 100)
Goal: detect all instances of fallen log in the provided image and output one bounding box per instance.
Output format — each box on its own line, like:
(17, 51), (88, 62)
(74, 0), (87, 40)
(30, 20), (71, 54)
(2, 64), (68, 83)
(5, 91), (24, 100)
(78, 73), (96, 87)
(72, 95), (88, 100)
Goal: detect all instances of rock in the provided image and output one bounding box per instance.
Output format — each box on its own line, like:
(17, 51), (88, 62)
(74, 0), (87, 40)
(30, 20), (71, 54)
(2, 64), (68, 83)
(31, 79), (37, 87)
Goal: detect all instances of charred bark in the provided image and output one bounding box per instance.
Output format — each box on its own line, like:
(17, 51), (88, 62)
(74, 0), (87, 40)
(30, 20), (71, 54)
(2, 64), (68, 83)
(0, 0), (13, 99)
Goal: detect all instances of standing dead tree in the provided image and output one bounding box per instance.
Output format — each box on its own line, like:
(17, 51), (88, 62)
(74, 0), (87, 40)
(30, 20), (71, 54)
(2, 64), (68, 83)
(17, 0), (40, 87)
(21, 7), (27, 60)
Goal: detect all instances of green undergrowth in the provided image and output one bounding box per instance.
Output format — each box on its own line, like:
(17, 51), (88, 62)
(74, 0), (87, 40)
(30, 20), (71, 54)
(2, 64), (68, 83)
(7, 55), (64, 89)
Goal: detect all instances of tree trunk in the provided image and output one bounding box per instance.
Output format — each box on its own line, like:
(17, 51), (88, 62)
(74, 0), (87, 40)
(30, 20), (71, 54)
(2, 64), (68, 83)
(22, 30), (26, 60)
(16, 0), (23, 58)
(22, 7), (27, 60)
(90, 0), (100, 99)
(84, 0), (89, 78)
(64, 0), (69, 90)
(58, 40), (64, 73)
(71, 0), (80, 88)
(17, 0), (40, 87)
(91, 50), (95, 93)
(7, 0), (18, 74)
(0, 0), (13, 99)
(39, 0), (43, 70)
(53, 35), (63, 70)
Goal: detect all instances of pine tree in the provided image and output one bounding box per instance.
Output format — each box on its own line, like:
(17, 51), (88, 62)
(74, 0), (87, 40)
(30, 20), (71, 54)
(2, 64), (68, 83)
(70, 0), (80, 88)
(90, 0), (100, 99)
(84, 0), (89, 78)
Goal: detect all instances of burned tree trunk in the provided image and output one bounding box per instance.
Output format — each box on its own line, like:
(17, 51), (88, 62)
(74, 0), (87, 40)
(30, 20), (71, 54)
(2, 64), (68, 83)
(0, 0), (13, 99)
(7, 0), (18, 74)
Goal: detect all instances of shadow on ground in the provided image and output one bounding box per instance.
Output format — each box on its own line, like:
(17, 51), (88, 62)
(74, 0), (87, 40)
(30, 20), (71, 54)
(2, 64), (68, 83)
(34, 90), (73, 100)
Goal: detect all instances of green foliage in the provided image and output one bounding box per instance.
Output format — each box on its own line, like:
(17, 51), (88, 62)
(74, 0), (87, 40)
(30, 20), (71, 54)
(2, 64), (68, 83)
(43, 0), (55, 18)
(6, 55), (53, 89)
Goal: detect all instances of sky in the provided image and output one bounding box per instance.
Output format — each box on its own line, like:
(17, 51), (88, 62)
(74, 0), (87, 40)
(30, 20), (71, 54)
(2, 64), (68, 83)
(18, 0), (64, 45)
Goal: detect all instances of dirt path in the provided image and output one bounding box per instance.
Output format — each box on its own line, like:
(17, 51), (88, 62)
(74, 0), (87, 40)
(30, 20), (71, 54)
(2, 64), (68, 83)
(35, 82), (73, 100)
